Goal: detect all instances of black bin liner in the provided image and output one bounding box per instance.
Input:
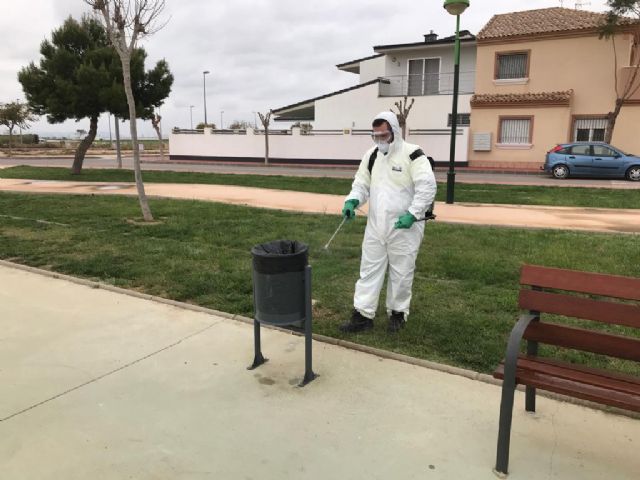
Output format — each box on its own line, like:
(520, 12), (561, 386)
(251, 240), (308, 326)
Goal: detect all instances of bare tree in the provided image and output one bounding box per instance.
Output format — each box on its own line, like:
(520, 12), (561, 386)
(85, 0), (168, 221)
(600, 1), (640, 143)
(257, 111), (272, 166)
(391, 96), (415, 139)
(151, 112), (164, 161)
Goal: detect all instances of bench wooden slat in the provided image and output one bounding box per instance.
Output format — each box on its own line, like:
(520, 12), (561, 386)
(519, 289), (640, 328)
(520, 265), (640, 301)
(503, 355), (640, 396)
(520, 355), (640, 388)
(494, 364), (640, 412)
(523, 322), (640, 362)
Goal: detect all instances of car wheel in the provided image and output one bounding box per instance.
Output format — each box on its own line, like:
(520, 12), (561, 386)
(552, 164), (569, 179)
(626, 165), (640, 182)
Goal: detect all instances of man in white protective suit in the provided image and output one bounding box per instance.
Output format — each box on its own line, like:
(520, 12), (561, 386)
(339, 111), (437, 333)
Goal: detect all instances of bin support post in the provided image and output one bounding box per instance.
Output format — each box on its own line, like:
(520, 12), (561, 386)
(248, 271), (267, 370)
(300, 265), (317, 386)
(248, 319), (267, 370)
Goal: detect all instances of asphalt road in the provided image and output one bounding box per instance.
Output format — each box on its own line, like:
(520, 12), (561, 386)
(1, 154), (638, 189)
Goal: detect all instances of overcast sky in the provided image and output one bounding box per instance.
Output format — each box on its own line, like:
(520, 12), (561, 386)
(0, 0), (609, 138)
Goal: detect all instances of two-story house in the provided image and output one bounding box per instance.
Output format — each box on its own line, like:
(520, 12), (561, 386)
(271, 31), (477, 164)
(469, 7), (640, 170)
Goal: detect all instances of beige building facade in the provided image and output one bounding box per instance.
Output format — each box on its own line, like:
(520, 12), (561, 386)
(468, 8), (640, 169)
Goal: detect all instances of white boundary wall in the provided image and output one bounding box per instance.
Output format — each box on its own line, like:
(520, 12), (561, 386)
(169, 127), (468, 165)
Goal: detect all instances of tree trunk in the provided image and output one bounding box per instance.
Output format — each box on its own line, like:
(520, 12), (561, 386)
(114, 115), (122, 169)
(605, 98), (624, 144)
(122, 57), (153, 221)
(151, 115), (164, 161)
(264, 129), (269, 165)
(7, 126), (13, 156)
(71, 116), (98, 175)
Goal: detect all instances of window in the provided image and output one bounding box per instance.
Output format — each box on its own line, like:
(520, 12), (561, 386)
(573, 118), (607, 142)
(447, 113), (470, 127)
(499, 117), (532, 144)
(570, 145), (591, 155)
(592, 145), (617, 157)
(496, 52), (529, 79)
(408, 58), (440, 96)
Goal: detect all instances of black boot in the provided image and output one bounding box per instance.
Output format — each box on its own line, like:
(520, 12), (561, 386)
(339, 309), (373, 333)
(388, 310), (406, 333)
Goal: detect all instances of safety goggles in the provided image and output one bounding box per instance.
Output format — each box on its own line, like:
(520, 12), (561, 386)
(371, 130), (392, 142)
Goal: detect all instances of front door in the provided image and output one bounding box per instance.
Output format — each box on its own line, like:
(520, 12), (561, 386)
(591, 144), (624, 177)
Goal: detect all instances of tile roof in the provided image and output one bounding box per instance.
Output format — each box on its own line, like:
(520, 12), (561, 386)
(471, 91), (573, 106)
(478, 7), (637, 41)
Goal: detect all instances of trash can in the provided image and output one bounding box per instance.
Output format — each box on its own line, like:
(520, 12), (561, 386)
(251, 239), (308, 326)
(248, 239), (316, 386)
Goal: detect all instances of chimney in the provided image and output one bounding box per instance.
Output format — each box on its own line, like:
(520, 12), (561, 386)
(424, 30), (438, 42)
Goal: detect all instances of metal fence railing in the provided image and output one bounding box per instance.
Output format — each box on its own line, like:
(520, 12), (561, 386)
(378, 72), (475, 97)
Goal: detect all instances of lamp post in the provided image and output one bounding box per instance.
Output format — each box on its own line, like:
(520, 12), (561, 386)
(220, 110), (224, 130)
(189, 105), (195, 129)
(443, 0), (469, 204)
(252, 111), (258, 129)
(203, 70), (210, 126)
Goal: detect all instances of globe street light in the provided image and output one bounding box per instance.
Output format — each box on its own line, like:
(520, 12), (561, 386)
(203, 70), (210, 126)
(443, 0), (469, 204)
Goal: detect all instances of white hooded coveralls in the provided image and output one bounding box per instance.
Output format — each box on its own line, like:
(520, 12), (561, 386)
(346, 112), (437, 320)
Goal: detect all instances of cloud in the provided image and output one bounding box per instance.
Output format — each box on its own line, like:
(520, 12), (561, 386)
(1, 0), (611, 137)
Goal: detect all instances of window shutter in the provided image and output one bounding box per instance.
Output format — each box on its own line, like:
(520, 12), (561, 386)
(498, 53), (528, 79)
(500, 119), (530, 144)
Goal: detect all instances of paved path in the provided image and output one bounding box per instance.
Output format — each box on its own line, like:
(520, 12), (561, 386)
(1, 262), (638, 479)
(1, 178), (639, 233)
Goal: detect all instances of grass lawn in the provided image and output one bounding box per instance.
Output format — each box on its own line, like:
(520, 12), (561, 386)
(2, 165), (640, 209)
(1, 191), (638, 375)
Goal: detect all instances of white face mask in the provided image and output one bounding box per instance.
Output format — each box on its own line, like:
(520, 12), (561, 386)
(375, 139), (390, 153)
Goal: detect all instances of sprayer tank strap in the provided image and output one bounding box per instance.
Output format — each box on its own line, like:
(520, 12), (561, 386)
(367, 147), (427, 175)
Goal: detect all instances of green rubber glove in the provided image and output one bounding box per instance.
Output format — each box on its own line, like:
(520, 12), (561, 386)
(342, 199), (359, 220)
(394, 212), (416, 229)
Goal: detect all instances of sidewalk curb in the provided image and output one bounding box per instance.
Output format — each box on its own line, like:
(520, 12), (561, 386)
(2, 259), (638, 420)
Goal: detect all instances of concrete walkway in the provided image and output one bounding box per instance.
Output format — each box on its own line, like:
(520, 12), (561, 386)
(1, 262), (638, 479)
(1, 178), (639, 233)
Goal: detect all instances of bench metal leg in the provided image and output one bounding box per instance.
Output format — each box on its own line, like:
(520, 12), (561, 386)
(525, 386), (536, 413)
(525, 338), (538, 412)
(495, 314), (538, 476)
(496, 377), (516, 476)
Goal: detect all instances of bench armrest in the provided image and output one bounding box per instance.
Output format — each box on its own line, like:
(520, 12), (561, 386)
(503, 314), (539, 391)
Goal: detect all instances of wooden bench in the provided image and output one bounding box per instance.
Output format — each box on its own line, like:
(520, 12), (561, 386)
(493, 264), (640, 476)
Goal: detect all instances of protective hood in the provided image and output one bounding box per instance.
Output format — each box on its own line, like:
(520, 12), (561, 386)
(372, 111), (403, 154)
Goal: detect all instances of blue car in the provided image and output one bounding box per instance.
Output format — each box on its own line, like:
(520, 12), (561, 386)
(543, 142), (640, 181)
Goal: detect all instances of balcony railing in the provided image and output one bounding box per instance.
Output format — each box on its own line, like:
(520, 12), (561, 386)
(378, 72), (475, 97)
